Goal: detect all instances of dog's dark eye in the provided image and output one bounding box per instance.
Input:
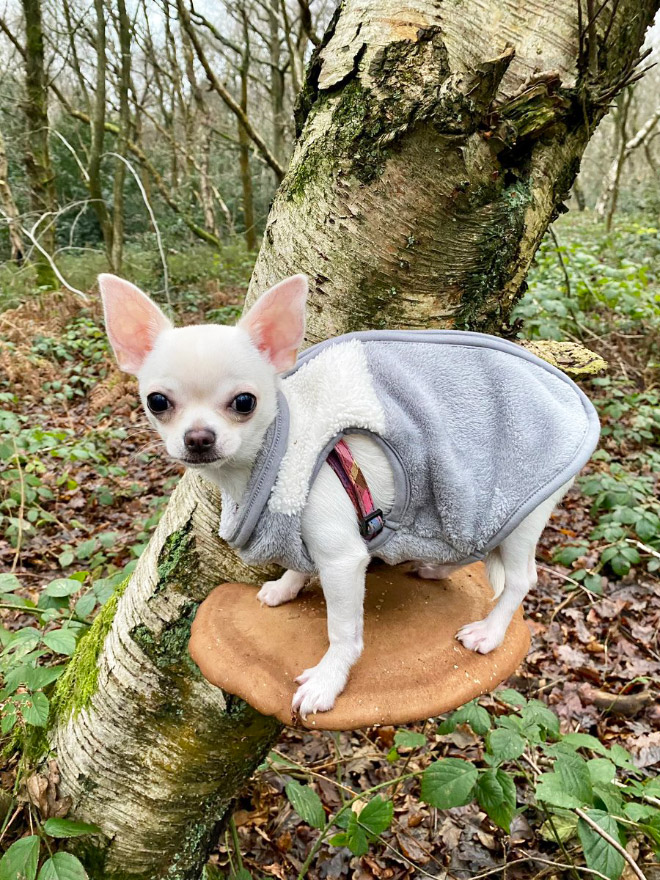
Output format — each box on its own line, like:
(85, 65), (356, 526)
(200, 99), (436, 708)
(231, 393), (257, 415)
(147, 392), (171, 414)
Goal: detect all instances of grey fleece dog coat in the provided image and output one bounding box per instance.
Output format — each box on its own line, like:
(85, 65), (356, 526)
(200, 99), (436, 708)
(219, 330), (600, 573)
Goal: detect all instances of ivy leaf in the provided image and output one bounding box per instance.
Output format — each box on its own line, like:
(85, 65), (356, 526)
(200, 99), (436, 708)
(43, 818), (103, 838)
(285, 780), (325, 829)
(22, 691), (50, 727)
(476, 769), (517, 832)
(394, 730), (427, 750)
(421, 758), (478, 809)
(578, 810), (625, 880)
(487, 727), (526, 763)
(0, 835), (40, 880)
(42, 629), (77, 656)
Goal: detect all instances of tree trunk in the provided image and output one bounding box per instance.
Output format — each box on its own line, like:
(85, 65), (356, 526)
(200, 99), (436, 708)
(51, 2), (658, 878)
(239, 11), (257, 252)
(269, 0), (286, 169)
(21, 0), (56, 287)
(88, 0), (114, 264)
(0, 129), (25, 263)
(596, 96), (660, 229)
(109, 0), (132, 272)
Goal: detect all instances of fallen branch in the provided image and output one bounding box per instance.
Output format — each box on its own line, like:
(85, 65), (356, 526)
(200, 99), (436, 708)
(575, 808), (648, 880)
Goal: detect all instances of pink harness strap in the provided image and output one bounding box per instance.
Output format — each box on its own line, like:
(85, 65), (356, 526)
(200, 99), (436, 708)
(326, 439), (385, 540)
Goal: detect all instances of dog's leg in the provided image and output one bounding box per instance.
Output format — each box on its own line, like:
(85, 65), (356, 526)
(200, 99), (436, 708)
(292, 550), (368, 717)
(456, 481), (572, 653)
(257, 570), (308, 606)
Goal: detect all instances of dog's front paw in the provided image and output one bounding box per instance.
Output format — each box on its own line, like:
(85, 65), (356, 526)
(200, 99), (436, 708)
(456, 619), (504, 654)
(292, 662), (347, 718)
(257, 577), (300, 607)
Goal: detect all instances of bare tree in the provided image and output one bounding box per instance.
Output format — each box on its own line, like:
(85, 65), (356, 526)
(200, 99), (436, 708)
(595, 93), (660, 228)
(0, 129), (26, 263)
(20, 0), (56, 286)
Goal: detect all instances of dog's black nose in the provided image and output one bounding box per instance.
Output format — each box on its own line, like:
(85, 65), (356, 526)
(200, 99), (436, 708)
(184, 428), (216, 453)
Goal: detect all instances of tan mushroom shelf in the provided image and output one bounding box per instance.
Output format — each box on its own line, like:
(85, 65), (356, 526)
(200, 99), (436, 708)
(189, 562), (530, 731)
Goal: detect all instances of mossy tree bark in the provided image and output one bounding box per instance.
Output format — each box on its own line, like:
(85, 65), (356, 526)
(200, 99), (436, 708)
(51, 2), (657, 878)
(21, 0), (57, 287)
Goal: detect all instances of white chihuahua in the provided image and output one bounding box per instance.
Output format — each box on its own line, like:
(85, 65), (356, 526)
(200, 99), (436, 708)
(101, 273), (599, 717)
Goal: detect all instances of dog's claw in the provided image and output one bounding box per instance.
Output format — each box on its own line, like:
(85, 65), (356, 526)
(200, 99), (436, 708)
(456, 619), (504, 654)
(292, 661), (346, 718)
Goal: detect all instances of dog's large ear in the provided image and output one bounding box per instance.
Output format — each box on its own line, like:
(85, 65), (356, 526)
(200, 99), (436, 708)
(239, 274), (308, 372)
(99, 274), (173, 374)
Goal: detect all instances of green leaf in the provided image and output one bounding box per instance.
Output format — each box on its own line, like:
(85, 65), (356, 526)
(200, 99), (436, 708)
(21, 691), (50, 727)
(562, 733), (609, 756)
(358, 796), (393, 837)
(476, 769), (516, 831)
(0, 573), (21, 594)
(557, 753), (593, 806)
(495, 688), (528, 708)
(58, 550), (74, 568)
(521, 700), (560, 738)
(393, 730), (427, 749)
(451, 701), (491, 735)
(588, 759), (617, 786)
(487, 727), (526, 763)
(608, 745), (635, 771)
(24, 665), (66, 691)
(540, 809), (578, 842)
(421, 758), (478, 809)
(42, 629), (77, 656)
(346, 813), (368, 856)
(0, 835), (40, 880)
(553, 545), (588, 566)
(44, 579), (82, 598)
(284, 780), (325, 829)
(74, 594), (96, 619)
(43, 818), (103, 838)
(536, 772), (584, 809)
(76, 539), (98, 560)
(578, 810), (625, 880)
(624, 803), (659, 822)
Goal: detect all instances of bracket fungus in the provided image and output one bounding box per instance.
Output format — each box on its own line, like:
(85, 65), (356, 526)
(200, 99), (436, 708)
(189, 562), (530, 730)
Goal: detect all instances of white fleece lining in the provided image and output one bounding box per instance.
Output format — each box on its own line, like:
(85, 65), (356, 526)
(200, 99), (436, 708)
(269, 340), (385, 514)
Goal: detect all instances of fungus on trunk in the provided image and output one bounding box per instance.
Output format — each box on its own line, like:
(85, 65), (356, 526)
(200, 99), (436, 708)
(189, 562), (530, 731)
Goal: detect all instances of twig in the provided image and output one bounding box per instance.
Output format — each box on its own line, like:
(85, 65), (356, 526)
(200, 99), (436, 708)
(471, 856), (611, 880)
(103, 152), (171, 309)
(575, 808), (647, 880)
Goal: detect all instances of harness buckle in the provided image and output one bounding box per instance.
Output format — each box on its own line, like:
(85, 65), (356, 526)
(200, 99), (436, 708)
(360, 509), (385, 540)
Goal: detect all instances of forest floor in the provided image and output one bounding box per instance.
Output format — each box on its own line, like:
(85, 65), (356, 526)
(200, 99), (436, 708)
(0, 214), (659, 878)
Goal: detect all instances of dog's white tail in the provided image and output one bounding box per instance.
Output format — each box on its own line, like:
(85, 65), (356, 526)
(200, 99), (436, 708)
(486, 548), (506, 599)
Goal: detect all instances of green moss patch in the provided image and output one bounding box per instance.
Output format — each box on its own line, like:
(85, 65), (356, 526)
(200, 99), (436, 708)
(51, 577), (129, 722)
